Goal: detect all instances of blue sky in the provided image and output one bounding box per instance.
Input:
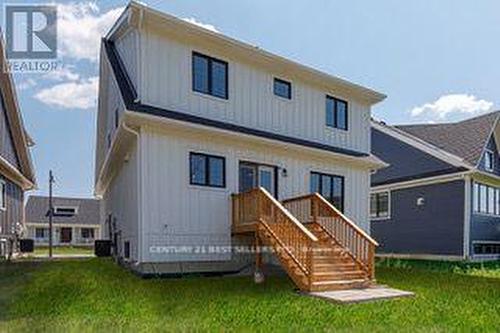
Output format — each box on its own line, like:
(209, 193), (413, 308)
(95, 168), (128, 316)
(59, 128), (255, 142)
(4, 0), (500, 198)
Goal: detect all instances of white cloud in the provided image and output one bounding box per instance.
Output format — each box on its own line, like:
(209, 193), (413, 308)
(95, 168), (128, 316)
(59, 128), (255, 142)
(43, 66), (80, 82)
(34, 77), (98, 110)
(182, 17), (219, 33)
(409, 94), (494, 122)
(17, 78), (37, 91)
(58, 2), (124, 62)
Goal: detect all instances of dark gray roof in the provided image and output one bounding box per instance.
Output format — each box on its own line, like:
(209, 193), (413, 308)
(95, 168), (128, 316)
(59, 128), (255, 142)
(26, 196), (101, 225)
(396, 111), (500, 166)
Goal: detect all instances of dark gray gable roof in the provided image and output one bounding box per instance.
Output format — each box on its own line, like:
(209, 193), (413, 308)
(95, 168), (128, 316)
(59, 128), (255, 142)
(26, 196), (101, 225)
(396, 111), (500, 166)
(371, 128), (467, 186)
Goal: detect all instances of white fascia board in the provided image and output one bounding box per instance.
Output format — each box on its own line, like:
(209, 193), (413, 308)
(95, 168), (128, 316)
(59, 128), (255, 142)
(372, 171), (470, 192)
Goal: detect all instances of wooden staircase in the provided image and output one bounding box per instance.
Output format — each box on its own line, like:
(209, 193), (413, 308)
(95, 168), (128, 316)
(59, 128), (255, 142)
(232, 188), (378, 292)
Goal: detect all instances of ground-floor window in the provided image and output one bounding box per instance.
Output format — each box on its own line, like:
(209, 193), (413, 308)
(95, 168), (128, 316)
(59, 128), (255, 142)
(81, 228), (95, 239)
(370, 191), (390, 219)
(124, 241), (130, 259)
(310, 172), (344, 212)
(473, 182), (500, 216)
(473, 242), (500, 255)
(35, 228), (48, 239)
(189, 152), (226, 188)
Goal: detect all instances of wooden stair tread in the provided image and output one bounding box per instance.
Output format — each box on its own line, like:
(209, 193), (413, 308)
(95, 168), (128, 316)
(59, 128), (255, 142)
(312, 279), (368, 285)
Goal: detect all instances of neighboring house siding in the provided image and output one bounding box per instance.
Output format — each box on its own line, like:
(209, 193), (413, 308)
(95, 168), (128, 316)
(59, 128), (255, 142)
(0, 176), (23, 236)
(0, 93), (20, 169)
(371, 128), (458, 185)
(139, 126), (372, 263)
(103, 141), (139, 262)
(470, 214), (500, 242)
(476, 135), (500, 175)
(132, 27), (371, 155)
(371, 180), (465, 256)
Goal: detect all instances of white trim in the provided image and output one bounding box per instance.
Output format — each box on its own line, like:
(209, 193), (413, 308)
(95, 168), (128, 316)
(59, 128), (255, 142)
(370, 190), (391, 221)
(371, 120), (471, 169)
(372, 172), (468, 191)
(463, 175), (471, 259)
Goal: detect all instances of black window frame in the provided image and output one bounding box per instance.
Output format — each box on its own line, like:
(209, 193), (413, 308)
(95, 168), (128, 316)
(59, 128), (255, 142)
(473, 242), (500, 255)
(189, 152), (226, 188)
(0, 180), (5, 210)
(326, 95), (348, 131)
(192, 51), (228, 100)
(273, 78), (292, 99)
(310, 171), (344, 212)
(370, 191), (390, 219)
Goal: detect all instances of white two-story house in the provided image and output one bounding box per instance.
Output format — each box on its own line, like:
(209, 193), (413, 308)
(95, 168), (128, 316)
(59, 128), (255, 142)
(95, 1), (386, 290)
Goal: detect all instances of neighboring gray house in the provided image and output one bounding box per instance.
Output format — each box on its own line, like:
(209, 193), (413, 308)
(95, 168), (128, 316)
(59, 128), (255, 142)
(25, 196), (101, 246)
(0, 35), (36, 258)
(371, 112), (500, 261)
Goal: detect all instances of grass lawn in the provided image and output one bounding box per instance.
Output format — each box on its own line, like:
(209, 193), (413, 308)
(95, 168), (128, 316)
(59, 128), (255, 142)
(0, 258), (499, 332)
(31, 246), (94, 257)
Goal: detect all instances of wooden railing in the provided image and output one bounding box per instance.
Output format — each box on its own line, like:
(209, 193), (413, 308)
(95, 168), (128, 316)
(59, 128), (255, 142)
(232, 188), (318, 280)
(283, 193), (378, 279)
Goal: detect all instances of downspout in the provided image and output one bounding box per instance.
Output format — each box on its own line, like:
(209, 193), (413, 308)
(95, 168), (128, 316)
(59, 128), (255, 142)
(121, 121), (143, 266)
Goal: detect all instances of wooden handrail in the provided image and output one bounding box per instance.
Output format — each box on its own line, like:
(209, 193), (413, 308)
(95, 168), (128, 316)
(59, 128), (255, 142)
(313, 194), (379, 246)
(283, 192), (378, 279)
(232, 187), (317, 278)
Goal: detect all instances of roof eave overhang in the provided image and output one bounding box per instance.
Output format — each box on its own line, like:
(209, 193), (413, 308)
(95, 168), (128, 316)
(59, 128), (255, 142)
(115, 1), (386, 105)
(0, 155), (35, 190)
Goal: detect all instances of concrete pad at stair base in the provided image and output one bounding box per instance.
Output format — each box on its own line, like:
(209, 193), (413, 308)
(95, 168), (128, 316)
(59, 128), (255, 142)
(305, 286), (414, 304)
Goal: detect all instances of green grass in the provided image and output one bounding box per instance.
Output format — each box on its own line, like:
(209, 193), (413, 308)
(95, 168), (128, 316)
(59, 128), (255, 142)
(0, 258), (499, 332)
(31, 246), (94, 256)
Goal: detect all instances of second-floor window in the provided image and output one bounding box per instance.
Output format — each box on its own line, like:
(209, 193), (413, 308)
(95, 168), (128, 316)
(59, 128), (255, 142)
(273, 78), (292, 99)
(326, 95), (348, 130)
(192, 52), (228, 99)
(484, 150), (494, 171)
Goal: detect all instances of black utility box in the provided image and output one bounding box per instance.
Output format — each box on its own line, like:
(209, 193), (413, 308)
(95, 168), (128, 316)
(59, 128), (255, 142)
(94, 240), (112, 257)
(19, 239), (34, 253)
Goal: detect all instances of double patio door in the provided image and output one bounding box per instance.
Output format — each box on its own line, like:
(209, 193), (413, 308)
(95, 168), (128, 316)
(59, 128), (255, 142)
(239, 162), (277, 198)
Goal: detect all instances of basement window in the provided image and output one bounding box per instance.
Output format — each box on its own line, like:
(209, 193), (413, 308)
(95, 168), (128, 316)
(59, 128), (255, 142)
(473, 242), (500, 255)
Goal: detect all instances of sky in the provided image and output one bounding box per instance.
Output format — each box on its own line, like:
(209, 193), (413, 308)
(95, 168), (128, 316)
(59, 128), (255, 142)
(3, 0), (500, 198)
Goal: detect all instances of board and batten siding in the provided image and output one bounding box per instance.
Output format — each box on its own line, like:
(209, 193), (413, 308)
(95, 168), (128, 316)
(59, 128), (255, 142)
(0, 176), (23, 237)
(0, 92), (20, 169)
(103, 141), (140, 262)
(138, 126), (371, 263)
(95, 54), (128, 177)
(113, 27), (372, 156)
